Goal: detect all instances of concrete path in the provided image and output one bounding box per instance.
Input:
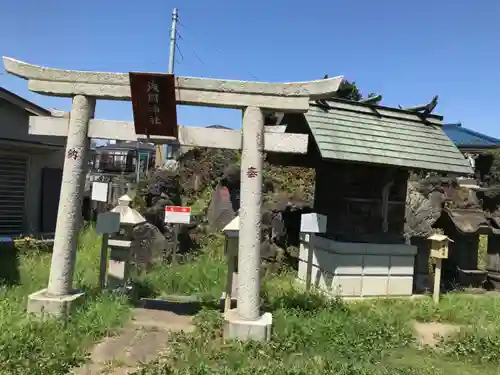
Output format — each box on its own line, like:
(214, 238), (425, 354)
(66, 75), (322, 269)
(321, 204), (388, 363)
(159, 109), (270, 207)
(72, 302), (196, 375)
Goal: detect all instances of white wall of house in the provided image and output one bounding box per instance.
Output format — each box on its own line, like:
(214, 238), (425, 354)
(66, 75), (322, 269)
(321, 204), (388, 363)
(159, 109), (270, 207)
(0, 97), (66, 235)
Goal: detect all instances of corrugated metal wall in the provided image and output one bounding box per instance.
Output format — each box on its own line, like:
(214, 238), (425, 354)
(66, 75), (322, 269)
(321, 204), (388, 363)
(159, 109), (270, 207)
(0, 154), (28, 236)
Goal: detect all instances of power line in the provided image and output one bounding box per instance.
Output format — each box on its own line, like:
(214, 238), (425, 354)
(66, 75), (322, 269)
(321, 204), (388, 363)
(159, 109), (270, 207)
(176, 20), (187, 29)
(191, 50), (207, 67)
(175, 25), (260, 81)
(175, 41), (184, 62)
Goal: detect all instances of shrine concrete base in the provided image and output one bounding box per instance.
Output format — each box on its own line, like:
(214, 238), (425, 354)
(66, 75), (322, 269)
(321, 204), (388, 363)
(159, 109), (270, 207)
(223, 309), (272, 342)
(27, 288), (85, 318)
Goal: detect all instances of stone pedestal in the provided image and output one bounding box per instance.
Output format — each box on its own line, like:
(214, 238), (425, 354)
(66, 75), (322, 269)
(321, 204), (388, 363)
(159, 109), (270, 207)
(27, 288), (85, 318)
(108, 240), (132, 289)
(223, 308), (272, 342)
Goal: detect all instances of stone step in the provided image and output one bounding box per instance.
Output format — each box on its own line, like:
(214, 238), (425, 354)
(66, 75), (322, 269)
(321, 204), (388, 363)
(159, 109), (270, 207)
(131, 308), (195, 332)
(71, 307), (195, 374)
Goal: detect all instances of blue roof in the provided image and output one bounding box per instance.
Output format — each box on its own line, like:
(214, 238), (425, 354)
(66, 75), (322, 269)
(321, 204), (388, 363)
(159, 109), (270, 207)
(442, 123), (500, 148)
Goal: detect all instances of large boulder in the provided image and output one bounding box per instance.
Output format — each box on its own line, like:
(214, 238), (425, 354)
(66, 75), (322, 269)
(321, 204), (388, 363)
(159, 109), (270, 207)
(131, 222), (167, 269)
(207, 185), (237, 232)
(405, 183), (441, 239)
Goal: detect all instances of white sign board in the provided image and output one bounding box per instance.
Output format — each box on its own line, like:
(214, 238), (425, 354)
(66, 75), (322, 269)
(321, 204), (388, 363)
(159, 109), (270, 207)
(300, 213), (327, 233)
(96, 212), (121, 234)
(165, 206), (191, 224)
(91, 182), (109, 202)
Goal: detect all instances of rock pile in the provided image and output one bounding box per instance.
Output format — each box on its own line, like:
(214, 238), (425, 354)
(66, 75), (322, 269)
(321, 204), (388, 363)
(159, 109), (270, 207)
(132, 147), (315, 269)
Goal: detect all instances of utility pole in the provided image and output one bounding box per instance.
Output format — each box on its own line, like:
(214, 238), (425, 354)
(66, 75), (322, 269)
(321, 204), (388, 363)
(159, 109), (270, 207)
(168, 8), (178, 75)
(155, 7), (179, 168)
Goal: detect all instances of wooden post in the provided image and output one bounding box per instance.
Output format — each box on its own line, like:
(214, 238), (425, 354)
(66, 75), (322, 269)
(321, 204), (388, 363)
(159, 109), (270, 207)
(96, 212), (121, 290)
(300, 213), (327, 291)
(222, 216), (240, 312)
(99, 234), (109, 290)
(433, 258), (442, 304)
(172, 223), (179, 264)
(305, 234), (314, 291)
(225, 255), (236, 312)
(427, 233), (453, 304)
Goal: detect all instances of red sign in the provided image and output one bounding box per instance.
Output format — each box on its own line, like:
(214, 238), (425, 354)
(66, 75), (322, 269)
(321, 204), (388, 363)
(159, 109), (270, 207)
(165, 206), (191, 213)
(129, 72), (178, 138)
(164, 206), (191, 224)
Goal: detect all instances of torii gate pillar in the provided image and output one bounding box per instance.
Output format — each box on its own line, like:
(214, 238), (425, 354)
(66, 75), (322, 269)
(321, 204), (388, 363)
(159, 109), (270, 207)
(3, 56), (343, 339)
(223, 106), (270, 339)
(238, 107), (264, 320)
(48, 96), (95, 295)
(29, 95), (95, 317)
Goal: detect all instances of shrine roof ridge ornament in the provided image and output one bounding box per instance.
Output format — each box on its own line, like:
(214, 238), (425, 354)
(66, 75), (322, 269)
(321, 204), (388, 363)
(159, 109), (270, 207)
(2, 57), (344, 111)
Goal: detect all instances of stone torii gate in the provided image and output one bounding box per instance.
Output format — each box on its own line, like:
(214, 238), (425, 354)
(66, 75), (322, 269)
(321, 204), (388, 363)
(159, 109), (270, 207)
(3, 56), (343, 340)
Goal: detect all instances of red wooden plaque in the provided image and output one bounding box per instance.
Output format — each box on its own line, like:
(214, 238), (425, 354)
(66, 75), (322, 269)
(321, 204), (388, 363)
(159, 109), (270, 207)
(129, 72), (178, 138)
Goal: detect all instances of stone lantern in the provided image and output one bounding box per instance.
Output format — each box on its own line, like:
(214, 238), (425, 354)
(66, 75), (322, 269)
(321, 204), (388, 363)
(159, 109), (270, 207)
(107, 194), (146, 290)
(428, 233), (452, 260)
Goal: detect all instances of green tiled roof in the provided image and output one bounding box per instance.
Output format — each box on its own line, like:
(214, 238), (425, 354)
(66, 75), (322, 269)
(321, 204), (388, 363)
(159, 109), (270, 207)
(305, 100), (473, 175)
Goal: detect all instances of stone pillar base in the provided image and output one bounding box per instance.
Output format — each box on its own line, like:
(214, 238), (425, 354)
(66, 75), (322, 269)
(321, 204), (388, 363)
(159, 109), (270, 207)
(27, 288), (85, 318)
(223, 308), (272, 342)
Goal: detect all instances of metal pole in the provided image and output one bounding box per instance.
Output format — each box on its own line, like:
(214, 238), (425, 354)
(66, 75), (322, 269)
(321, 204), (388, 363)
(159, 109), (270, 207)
(135, 144), (140, 184)
(156, 7), (179, 168)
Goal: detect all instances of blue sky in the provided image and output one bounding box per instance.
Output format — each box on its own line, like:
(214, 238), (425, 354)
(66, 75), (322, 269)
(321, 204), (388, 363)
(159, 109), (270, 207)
(1, 1), (499, 137)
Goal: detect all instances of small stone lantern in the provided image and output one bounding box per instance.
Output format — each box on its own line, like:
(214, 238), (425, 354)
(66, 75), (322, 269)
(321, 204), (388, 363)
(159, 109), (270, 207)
(107, 194), (146, 290)
(222, 216), (240, 312)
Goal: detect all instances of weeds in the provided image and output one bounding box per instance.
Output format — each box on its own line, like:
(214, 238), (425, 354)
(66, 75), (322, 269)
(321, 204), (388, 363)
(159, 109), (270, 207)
(3, 225), (500, 375)
(134, 267), (500, 375)
(0, 226), (130, 375)
(133, 234), (226, 301)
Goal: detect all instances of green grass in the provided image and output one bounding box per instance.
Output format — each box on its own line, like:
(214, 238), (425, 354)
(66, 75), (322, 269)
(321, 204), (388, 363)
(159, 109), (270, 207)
(133, 234), (227, 301)
(132, 249), (500, 375)
(0, 227), (130, 375)
(134, 289), (500, 374)
(4, 227), (500, 375)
